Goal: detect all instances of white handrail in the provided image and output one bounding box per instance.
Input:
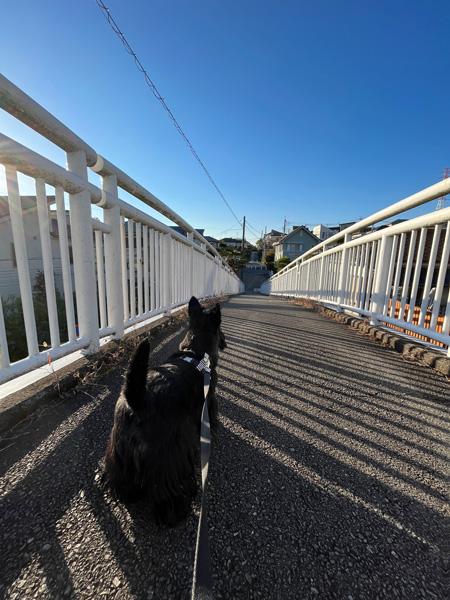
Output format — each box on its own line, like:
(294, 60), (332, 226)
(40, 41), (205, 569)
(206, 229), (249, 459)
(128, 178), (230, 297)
(262, 189), (450, 355)
(272, 178), (450, 279)
(0, 75), (243, 386)
(0, 74), (97, 164)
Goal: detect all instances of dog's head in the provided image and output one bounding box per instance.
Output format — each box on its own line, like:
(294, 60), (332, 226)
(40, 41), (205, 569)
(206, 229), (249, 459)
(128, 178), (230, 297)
(180, 296), (226, 360)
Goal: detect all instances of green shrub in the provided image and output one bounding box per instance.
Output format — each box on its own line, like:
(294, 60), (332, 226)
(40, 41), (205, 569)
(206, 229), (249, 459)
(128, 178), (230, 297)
(2, 271), (69, 364)
(274, 256), (291, 273)
(262, 250), (275, 264)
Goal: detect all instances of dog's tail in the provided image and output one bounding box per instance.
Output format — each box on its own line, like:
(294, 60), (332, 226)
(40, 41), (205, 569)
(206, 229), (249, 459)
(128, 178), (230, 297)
(123, 337), (150, 413)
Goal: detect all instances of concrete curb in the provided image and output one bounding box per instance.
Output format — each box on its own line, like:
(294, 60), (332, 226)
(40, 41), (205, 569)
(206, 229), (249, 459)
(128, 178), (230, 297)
(0, 295), (233, 436)
(316, 305), (450, 378)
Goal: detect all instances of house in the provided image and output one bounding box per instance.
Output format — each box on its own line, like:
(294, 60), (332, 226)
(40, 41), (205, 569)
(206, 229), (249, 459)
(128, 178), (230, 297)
(263, 230), (282, 247)
(204, 236), (219, 249)
(313, 224), (334, 241)
(168, 230), (220, 249)
(169, 226), (205, 247)
(339, 221), (356, 232)
(374, 219), (406, 231)
(219, 237), (253, 249)
(273, 226), (320, 261)
(0, 196), (73, 299)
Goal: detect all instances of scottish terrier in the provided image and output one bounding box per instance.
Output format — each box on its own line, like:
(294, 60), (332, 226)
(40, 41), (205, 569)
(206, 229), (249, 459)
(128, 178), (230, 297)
(102, 296), (226, 525)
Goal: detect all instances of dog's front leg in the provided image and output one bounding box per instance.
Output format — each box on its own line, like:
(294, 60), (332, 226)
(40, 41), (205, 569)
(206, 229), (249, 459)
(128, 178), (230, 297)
(207, 370), (219, 429)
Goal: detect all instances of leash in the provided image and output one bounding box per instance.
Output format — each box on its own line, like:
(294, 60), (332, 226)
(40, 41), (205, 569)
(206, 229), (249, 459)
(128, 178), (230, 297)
(180, 353), (214, 599)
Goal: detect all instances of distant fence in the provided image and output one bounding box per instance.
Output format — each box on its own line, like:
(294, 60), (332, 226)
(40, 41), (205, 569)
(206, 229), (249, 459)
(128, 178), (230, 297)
(261, 181), (450, 356)
(0, 75), (243, 385)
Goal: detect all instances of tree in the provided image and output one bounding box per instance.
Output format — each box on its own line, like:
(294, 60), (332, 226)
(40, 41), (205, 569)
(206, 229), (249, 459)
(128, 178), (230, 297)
(219, 247), (249, 275)
(262, 250), (275, 264)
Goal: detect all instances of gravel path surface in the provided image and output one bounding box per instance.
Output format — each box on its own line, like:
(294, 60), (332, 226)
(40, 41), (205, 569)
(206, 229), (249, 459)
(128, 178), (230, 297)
(0, 293), (448, 599)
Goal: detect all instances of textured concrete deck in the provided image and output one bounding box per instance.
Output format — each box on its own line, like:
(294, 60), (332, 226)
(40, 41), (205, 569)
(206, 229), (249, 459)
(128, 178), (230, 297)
(0, 293), (448, 599)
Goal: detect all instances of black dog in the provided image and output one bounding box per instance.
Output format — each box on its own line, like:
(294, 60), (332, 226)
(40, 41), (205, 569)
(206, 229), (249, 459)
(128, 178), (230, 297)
(102, 296), (226, 525)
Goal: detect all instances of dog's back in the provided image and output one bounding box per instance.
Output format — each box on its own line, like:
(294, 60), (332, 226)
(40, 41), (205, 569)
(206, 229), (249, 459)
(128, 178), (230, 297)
(103, 345), (202, 523)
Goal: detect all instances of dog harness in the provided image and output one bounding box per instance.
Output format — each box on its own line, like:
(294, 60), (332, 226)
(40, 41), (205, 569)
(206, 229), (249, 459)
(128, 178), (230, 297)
(180, 352), (211, 398)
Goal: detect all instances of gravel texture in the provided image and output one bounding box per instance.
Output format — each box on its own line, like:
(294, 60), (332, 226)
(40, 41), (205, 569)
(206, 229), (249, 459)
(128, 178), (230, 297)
(0, 293), (448, 599)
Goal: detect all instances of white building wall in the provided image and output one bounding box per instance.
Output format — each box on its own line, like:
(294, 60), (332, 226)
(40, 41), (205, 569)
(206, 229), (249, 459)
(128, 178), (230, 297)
(0, 204), (73, 299)
(313, 224), (333, 241)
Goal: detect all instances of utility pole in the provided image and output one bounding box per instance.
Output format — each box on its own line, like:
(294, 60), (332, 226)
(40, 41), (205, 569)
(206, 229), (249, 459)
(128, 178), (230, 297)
(242, 216), (246, 250)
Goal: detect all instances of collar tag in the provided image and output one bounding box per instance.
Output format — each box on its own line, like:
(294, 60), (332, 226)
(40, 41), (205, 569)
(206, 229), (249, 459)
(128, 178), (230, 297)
(196, 353), (211, 373)
(180, 352), (211, 373)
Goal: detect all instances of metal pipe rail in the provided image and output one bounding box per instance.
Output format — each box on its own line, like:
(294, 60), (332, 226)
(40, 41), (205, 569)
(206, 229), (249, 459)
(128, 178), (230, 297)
(0, 75), (243, 386)
(261, 186), (450, 356)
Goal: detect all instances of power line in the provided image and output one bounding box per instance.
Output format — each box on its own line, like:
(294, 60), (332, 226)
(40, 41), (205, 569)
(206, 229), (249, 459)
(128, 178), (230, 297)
(95, 0), (242, 224)
(245, 220), (262, 237)
(215, 219), (243, 238)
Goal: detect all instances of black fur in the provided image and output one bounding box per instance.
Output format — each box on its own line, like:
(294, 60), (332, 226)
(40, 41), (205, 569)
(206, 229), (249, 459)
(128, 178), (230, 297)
(102, 296), (226, 526)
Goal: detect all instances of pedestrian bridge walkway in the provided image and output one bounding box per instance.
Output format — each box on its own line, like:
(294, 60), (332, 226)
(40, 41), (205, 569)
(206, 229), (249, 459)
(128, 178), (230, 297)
(0, 71), (449, 600)
(0, 293), (448, 599)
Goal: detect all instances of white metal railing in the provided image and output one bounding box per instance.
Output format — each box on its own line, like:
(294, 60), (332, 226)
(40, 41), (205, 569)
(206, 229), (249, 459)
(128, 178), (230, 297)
(0, 75), (243, 386)
(261, 181), (450, 356)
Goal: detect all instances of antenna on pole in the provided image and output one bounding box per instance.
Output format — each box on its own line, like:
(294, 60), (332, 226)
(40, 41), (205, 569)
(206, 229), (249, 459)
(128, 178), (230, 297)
(436, 168), (449, 210)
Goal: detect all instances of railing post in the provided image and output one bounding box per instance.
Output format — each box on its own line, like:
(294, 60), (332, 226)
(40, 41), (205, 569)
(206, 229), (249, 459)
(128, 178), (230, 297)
(55, 186), (77, 342)
(163, 232), (172, 316)
(67, 150), (99, 353)
(36, 178), (60, 348)
(0, 294), (10, 368)
(101, 175), (124, 339)
(120, 216), (129, 320)
(336, 233), (352, 311)
(201, 242), (207, 298)
(187, 231), (194, 299)
(213, 258), (219, 296)
(429, 223), (450, 332)
(369, 234), (393, 325)
(316, 255), (324, 300)
(295, 261), (301, 297)
(5, 165), (39, 357)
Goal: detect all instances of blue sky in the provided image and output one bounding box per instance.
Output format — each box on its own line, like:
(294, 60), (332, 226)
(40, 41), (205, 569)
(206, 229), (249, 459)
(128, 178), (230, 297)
(1, 0), (449, 243)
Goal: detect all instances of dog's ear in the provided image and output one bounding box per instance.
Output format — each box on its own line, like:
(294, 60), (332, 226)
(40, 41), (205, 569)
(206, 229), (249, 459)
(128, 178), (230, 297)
(189, 296), (202, 313)
(124, 338), (150, 412)
(188, 296), (203, 327)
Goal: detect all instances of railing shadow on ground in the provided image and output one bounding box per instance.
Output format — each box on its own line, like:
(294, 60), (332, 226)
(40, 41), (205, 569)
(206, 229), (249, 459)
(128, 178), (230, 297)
(209, 298), (447, 598)
(219, 355), (449, 450)
(225, 329), (449, 406)
(0, 294), (448, 599)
